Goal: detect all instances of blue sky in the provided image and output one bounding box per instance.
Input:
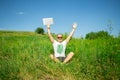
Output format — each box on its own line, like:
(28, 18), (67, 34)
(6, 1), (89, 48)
(0, 0), (120, 38)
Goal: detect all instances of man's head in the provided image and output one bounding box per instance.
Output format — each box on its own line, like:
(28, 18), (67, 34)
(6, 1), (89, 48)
(57, 34), (63, 42)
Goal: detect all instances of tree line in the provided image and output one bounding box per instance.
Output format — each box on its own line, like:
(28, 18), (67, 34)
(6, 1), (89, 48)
(35, 27), (119, 39)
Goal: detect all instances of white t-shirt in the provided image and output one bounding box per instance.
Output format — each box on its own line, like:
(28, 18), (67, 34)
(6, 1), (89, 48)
(53, 40), (67, 57)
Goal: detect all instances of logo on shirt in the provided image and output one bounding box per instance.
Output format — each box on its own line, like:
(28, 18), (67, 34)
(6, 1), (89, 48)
(57, 44), (63, 54)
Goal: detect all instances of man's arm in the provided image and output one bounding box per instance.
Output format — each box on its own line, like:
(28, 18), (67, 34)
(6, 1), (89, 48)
(47, 25), (54, 43)
(66, 23), (77, 43)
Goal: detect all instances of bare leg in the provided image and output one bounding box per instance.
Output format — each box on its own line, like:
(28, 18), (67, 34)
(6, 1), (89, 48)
(50, 54), (60, 62)
(63, 52), (74, 63)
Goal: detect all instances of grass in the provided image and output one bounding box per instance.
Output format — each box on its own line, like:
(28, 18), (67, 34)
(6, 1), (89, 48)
(0, 31), (120, 80)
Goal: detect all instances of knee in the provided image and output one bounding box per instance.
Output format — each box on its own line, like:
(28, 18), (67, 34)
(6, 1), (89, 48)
(68, 52), (74, 57)
(70, 52), (74, 56)
(50, 54), (54, 58)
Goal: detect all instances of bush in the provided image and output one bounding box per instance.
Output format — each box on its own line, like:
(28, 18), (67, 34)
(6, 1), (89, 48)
(85, 30), (111, 39)
(35, 27), (44, 34)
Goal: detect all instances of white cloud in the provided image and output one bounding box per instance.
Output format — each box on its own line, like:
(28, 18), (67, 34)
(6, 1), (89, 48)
(17, 12), (25, 15)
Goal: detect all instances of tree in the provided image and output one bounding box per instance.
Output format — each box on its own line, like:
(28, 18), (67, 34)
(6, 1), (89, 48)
(118, 32), (120, 38)
(85, 30), (110, 39)
(97, 31), (109, 38)
(35, 27), (44, 34)
(107, 20), (113, 35)
(85, 32), (97, 39)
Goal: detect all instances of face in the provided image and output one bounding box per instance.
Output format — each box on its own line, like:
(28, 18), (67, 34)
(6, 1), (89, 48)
(57, 34), (63, 42)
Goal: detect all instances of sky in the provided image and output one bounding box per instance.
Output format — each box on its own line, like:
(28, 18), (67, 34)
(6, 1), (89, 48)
(0, 0), (120, 38)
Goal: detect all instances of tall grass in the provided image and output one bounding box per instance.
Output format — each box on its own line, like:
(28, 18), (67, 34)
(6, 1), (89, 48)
(0, 31), (120, 80)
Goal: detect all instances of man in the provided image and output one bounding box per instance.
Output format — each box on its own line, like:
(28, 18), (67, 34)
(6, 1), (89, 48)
(47, 23), (77, 63)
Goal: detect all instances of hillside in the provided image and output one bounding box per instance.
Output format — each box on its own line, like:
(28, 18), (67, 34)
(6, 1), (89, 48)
(0, 31), (120, 80)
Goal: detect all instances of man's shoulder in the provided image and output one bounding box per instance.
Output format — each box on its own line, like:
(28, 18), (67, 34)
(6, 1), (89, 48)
(62, 40), (67, 44)
(53, 40), (57, 44)
(53, 40), (67, 44)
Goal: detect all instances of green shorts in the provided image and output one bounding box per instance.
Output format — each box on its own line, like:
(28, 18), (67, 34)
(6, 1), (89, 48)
(57, 57), (66, 62)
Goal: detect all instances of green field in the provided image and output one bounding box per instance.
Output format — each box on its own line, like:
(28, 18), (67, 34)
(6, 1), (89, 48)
(0, 31), (120, 80)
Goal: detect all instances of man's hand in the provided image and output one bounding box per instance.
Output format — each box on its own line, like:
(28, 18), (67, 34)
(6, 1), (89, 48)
(72, 23), (77, 29)
(47, 24), (50, 29)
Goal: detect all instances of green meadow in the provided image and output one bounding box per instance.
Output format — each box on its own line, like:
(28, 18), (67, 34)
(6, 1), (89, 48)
(0, 31), (120, 80)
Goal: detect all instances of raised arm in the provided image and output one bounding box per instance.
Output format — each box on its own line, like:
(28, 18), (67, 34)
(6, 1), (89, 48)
(66, 23), (77, 43)
(47, 25), (54, 43)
